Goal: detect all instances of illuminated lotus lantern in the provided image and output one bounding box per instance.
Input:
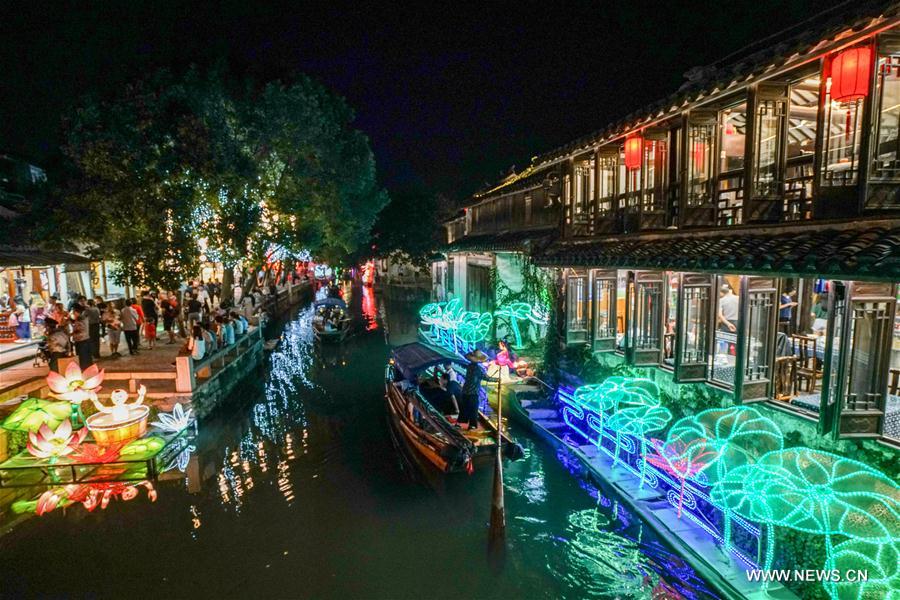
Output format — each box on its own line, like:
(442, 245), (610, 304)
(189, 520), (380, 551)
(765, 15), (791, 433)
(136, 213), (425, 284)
(47, 362), (104, 425)
(86, 385), (150, 446)
(27, 420), (88, 460)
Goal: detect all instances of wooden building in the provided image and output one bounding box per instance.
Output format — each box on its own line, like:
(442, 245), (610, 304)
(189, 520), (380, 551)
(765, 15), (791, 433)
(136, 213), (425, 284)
(440, 2), (900, 447)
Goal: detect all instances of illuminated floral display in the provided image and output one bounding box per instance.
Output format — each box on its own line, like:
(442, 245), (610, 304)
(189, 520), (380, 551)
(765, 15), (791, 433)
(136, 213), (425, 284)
(666, 406), (783, 549)
(418, 299), (492, 352)
(606, 405), (671, 484)
(47, 362), (104, 404)
(151, 402), (193, 433)
(14, 481), (158, 516)
(493, 301), (548, 348)
(27, 420), (88, 459)
(645, 437), (717, 517)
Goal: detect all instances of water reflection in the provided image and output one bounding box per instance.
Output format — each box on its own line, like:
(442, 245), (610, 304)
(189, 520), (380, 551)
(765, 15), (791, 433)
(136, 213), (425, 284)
(0, 285), (716, 599)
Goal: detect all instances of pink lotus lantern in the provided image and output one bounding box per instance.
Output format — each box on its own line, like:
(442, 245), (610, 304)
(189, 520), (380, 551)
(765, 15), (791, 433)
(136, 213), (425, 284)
(27, 420), (88, 460)
(47, 362), (105, 426)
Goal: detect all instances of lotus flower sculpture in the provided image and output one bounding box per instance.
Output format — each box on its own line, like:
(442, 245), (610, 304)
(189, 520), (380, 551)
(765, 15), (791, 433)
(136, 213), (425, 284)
(47, 362), (105, 426)
(606, 405), (672, 485)
(2, 398), (73, 433)
(418, 302), (444, 334)
(667, 406), (783, 550)
(151, 402), (193, 433)
(646, 437), (717, 517)
(47, 362), (105, 402)
(27, 420), (87, 459)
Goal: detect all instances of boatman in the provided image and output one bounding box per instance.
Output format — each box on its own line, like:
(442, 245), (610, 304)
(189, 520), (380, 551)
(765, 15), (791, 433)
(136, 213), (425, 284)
(459, 349), (498, 431)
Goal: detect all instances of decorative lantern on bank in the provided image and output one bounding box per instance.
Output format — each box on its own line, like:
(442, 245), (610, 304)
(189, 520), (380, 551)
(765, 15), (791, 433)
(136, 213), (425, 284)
(624, 134), (643, 171)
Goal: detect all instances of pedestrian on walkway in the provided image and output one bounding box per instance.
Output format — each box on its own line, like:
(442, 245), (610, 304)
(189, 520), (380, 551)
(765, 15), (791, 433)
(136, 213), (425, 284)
(85, 299), (102, 359)
(141, 291), (158, 350)
(45, 318), (69, 373)
(131, 297), (145, 349)
(70, 304), (93, 370)
(103, 303), (122, 357)
(121, 299), (140, 355)
(95, 296), (107, 338)
(161, 293), (178, 344)
(187, 293), (202, 329)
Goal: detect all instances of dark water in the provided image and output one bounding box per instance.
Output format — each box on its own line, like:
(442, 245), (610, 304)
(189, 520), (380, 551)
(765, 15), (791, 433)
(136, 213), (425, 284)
(0, 285), (715, 599)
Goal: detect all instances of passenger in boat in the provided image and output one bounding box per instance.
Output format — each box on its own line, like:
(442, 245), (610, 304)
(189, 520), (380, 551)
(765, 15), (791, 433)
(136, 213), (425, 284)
(459, 350), (498, 431)
(440, 371), (461, 418)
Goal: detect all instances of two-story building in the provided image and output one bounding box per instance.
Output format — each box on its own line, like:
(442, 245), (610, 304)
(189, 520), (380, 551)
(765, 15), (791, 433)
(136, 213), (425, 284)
(441, 2), (900, 450)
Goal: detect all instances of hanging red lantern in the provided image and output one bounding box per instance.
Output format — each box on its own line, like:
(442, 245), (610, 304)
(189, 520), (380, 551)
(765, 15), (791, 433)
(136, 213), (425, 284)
(830, 47), (872, 103)
(624, 135), (643, 170)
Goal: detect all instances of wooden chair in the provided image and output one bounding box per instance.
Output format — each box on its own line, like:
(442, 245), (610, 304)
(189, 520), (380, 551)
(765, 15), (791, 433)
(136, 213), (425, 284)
(889, 368), (900, 396)
(792, 335), (820, 393)
(774, 356), (797, 402)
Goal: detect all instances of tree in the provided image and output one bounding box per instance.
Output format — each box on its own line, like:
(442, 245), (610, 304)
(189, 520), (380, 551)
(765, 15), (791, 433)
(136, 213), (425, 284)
(56, 67), (388, 293)
(369, 189), (446, 266)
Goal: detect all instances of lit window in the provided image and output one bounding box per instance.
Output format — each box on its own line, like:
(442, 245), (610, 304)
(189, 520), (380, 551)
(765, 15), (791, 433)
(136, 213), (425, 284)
(868, 35), (900, 208)
(566, 272), (590, 344)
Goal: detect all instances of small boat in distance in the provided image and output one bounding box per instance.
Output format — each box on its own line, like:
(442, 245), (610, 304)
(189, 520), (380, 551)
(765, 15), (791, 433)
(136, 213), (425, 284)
(312, 297), (350, 342)
(385, 342), (523, 475)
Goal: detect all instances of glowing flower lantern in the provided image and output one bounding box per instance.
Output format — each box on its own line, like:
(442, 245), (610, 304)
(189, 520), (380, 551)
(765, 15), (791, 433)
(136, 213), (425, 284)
(624, 135), (643, 170)
(2, 398), (72, 433)
(150, 402), (193, 433)
(47, 362), (105, 425)
(831, 47), (872, 103)
(27, 420), (88, 459)
(86, 386), (150, 446)
(47, 362), (104, 404)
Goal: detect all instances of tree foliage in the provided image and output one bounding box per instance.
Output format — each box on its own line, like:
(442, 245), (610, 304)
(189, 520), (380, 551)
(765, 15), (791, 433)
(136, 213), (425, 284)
(369, 189), (446, 266)
(56, 67), (388, 290)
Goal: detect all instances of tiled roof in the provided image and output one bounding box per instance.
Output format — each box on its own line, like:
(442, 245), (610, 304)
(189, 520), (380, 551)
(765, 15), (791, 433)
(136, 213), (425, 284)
(0, 247), (91, 268)
(447, 227), (558, 253)
(535, 224), (900, 281)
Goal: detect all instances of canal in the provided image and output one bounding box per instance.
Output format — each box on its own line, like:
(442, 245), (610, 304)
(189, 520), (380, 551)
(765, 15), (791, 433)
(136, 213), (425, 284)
(0, 285), (716, 599)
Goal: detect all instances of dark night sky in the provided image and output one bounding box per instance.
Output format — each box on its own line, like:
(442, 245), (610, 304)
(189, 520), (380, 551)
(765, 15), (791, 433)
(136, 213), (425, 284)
(1, 0), (847, 200)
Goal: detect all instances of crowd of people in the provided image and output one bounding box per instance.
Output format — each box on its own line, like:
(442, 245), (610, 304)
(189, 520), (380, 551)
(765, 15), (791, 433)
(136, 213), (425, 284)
(39, 281), (265, 373)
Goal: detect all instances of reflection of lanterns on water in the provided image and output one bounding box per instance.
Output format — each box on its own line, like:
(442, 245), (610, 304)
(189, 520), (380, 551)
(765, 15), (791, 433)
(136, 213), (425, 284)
(362, 286), (378, 331)
(361, 260), (375, 286)
(86, 386), (150, 446)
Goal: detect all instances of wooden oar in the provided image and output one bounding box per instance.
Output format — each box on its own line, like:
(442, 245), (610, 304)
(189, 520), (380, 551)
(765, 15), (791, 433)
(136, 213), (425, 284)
(488, 373), (506, 551)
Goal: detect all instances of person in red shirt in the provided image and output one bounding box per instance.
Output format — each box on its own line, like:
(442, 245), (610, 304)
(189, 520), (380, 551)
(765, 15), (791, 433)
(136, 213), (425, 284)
(131, 298), (145, 349)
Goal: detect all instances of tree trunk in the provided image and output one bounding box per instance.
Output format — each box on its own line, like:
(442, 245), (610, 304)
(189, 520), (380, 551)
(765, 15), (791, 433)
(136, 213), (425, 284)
(221, 267), (234, 307)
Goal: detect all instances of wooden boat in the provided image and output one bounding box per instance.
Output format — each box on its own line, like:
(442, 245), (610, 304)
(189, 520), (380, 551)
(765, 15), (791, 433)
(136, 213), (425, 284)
(385, 342), (524, 475)
(312, 297), (350, 342)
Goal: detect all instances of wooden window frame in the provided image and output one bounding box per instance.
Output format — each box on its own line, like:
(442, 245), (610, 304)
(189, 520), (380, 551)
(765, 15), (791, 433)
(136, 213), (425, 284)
(630, 271), (665, 365)
(591, 269), (617, 352)
(674, 273), (713, 382)
(734, 276), (780, 403)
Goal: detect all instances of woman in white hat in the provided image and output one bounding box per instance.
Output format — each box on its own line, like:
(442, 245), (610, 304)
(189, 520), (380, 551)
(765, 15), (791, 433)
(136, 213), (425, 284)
(458, 349), (499, 431)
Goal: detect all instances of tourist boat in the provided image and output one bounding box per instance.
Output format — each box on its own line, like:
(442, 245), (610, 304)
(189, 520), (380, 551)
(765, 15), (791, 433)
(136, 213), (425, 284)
(385, 342), (523, 475)
(312, 297), (350, 342)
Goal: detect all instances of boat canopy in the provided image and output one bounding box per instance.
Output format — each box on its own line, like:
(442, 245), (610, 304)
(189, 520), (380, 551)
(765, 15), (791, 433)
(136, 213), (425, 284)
(391, 342), (467, 381)
(314, 297), (347, 309)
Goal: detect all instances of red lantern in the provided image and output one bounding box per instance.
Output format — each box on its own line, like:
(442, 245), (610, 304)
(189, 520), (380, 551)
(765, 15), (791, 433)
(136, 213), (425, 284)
(624, 135), (643, 170)
(831, 47), (872, 103)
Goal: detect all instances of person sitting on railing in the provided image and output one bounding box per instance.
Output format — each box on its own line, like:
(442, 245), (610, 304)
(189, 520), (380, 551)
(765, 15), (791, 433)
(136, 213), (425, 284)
(201, 321), (218, 354)
(222, 315), (236, 346)
(188, 325), (206, 360)
(230, 311), (247, 336)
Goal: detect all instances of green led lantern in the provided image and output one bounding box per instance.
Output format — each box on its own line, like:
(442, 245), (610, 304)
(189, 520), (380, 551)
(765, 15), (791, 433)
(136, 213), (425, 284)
(711, 448), (900, 593)
(457, 311), (493, 344)
(606, 405), (671, 487)
(667, 406), (784, 551)
(494, 302), (548, 348)
(573, 377), (660, 450)
(824, 539), (899, 600)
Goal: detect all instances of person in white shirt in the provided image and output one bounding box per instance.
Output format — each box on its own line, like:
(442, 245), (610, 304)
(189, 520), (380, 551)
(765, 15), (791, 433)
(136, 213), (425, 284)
(189, 325), (206, 360)
(717, 285), (739, 333)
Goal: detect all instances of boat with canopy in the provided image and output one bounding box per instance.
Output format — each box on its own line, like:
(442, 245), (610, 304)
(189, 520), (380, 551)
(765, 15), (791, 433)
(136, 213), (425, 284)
(384, 342), (523, 474)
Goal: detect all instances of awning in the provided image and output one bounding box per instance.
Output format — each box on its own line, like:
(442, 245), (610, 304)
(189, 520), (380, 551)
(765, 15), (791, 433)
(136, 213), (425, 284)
(0, 248), (93, 270)
(447, 227), (557, 253)
(391, 342), (466, 381)
(535, 224), (900, 282)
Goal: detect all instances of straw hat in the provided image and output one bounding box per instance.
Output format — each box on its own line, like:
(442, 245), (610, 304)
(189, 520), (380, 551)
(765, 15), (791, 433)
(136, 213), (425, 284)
(465, 349), (489, 363)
